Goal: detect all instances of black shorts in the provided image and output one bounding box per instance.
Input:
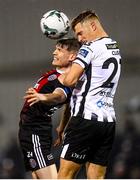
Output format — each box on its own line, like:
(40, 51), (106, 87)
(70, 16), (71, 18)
(60, 116), (115, 166)
(18, 126), (55, 171)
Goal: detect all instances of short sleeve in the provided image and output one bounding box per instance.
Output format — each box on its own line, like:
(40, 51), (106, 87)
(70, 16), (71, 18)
(73, 43), (93, 70)
(55, 79), (72, 100)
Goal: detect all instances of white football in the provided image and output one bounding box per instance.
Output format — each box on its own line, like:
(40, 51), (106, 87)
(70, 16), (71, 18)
(40, 10), (70, 39)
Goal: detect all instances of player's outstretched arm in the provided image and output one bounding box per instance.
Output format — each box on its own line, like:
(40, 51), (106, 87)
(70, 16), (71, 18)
(24, 87), (67, 106)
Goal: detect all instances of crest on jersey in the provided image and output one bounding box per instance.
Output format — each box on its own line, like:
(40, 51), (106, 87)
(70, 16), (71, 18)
(29, 158), (37, 168)
(48, 74), (57, 81)
(79, 49), (89, 58)
(47, 153), (54, 160)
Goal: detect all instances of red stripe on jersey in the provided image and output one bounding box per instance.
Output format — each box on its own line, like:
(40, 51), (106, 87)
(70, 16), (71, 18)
(34, 69), (60, 92)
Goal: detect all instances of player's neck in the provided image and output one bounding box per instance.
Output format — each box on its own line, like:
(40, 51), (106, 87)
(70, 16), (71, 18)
(56, 66), (71, 74)
(96, 26), (108, 39)
(92, 23), (108, 41)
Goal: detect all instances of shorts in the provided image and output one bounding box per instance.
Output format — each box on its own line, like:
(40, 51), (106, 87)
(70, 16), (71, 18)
(60, 116), (116, 166)
(18, 126), (55, 171)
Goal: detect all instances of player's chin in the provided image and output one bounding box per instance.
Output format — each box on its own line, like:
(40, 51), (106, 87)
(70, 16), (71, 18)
(52, 61), (61, 67)
(52, 59), (58, 65)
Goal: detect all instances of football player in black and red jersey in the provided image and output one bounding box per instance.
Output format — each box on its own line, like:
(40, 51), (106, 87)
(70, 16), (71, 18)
(18, 38), (81, 179)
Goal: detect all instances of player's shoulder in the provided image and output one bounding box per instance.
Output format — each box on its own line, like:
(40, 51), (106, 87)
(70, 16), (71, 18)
(92, 37), (119, 51)
(94, 37), (115, 45)
(80, 42), (94, 53)
(81, 37), (114, 49)
(36, 69), (59, 82)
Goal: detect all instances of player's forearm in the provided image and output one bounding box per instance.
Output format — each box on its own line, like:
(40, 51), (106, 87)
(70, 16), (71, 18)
(41, 93), (66, 105)
(60, 63), (84, 87)
(58, 103), (71, 131)
(25, 89), (66, 106)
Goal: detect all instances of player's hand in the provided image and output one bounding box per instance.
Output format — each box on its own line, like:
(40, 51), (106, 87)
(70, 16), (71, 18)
(24, 87), (46, 106)
(53, 126), (64, 147)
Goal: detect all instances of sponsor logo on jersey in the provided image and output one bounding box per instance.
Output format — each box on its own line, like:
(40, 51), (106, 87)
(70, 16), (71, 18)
(97, 100), (113, 108)
(79, 49), (89, 58)
(97, 100), (104, 108)
(99, 91), (114, 98)
(106, 43), (119, 49)
(71, 152), (86, 160)
(48, 74), (57, 81)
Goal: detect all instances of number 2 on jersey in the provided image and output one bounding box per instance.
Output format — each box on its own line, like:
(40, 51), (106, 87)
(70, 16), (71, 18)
(101, 57), (120, 88)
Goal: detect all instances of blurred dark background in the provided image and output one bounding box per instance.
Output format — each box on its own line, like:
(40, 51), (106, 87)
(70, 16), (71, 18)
(0, 0), (140, 178)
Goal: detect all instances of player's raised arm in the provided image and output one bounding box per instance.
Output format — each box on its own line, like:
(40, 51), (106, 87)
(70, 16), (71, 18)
(24, 87), (67, 106)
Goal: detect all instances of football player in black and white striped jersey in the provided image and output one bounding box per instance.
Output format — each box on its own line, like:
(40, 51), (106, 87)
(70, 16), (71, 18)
(58, 10), (121, 179)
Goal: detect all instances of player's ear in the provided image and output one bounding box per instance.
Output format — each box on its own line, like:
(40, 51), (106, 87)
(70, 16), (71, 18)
(91, 21), (96, 31)
(69, 53), (77, 62)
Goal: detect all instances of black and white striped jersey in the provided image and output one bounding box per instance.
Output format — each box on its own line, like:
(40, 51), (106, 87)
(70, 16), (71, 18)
(70, 37), (121, 122)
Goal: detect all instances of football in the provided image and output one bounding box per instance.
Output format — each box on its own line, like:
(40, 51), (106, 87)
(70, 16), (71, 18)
(40, 10), (70, 39)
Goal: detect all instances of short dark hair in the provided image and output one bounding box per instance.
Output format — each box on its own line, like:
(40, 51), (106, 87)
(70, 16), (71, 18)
(71, 10), (98, 30)
(56, 38), (81, 52)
